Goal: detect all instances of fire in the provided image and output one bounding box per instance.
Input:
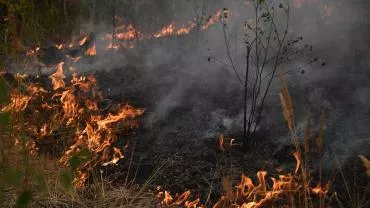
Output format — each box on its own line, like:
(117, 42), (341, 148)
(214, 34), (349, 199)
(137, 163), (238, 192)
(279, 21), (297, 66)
(311, 183), (329, 196)
(162, 191), (174, 205)
(202, 10), (222, 30)
(79, 36), (88, 46)
(106, 43), (121, 50)
(158, 190), (201, 208)
(49, 62), (66, 90)
(175, 22), (197, 35)
(85, 43), (96, 56)
(19, 9), (224, 57)
(293, 151), (301, 175)
(154, 22), (176, 38)
(101, 9), (222, 50)
(158, 151), (330, 208)
(2, 91), (31, 112)
(3, 60), (144, 186)
(236, 174), (255, 197)
(115, 24), (142, 41)
(21, 3), (328, 62)
(59, 101), (143, 184)
(56, 43), (64, 49)
(153, 21), (197, 38)
(94, 105), (144, 130)
(60, 89), (79, 121)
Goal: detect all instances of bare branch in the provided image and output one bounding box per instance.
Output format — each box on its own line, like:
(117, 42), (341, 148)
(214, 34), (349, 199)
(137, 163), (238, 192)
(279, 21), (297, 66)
(221, 20), (244, 85)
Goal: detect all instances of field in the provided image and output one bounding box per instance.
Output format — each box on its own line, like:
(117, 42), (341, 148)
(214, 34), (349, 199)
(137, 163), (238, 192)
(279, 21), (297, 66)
(0, 0), (369, 207)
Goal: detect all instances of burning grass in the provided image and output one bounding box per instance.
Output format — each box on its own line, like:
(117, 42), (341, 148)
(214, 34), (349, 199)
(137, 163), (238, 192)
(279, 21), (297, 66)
(0, 2), (369, 206)
(1, 62), (144, 187)
(155, 72), (370, 208)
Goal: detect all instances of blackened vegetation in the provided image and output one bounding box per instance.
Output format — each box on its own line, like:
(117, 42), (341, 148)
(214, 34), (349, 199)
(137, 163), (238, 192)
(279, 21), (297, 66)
(0, 0), (370, 207)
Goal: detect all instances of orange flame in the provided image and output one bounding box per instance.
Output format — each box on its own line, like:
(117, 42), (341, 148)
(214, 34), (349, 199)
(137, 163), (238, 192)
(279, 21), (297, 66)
(154, 22), (176, 38)
(60, 89), (79, 121)
(79, 36), (88, 46)
(159, 190), (201, 208)
(162, 191), (174, 205)
(85, 43), (96, 56)
(102, 147), (125, 166)
(311, 183), (329, 195)
(115, 24), (142, 40)
(2, 91), (31, 112)
(49, 62), (66, 90)
(56, 44), (64, 49)
(293, 151), (301, 175)
(202, 10), (222, 30)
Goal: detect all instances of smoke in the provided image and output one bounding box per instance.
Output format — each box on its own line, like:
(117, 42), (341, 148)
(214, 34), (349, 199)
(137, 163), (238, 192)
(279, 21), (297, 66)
(28, 0), (370, 162)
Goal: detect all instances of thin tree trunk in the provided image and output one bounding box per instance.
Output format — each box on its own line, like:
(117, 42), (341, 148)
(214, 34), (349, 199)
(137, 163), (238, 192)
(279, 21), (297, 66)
(243, 47), (251, 147)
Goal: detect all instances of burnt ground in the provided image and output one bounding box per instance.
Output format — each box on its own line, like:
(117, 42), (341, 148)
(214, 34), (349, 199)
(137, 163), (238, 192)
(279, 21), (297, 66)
(93, 64), (292, 201)
(92, 63), (370, 206)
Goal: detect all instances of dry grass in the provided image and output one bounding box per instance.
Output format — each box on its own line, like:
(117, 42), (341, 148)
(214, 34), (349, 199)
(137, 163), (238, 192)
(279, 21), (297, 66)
(0, 152), (157, 208)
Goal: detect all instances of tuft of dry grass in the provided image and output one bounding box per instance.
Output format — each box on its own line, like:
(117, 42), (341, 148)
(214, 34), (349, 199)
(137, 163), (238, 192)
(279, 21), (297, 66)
(279, 71), (295, 134)
(358, 155), (370, 177)
(1, 153), (157, 208)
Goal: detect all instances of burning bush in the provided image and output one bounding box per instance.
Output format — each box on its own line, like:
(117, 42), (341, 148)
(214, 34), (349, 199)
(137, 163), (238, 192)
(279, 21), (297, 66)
(1, 62), (144, 186)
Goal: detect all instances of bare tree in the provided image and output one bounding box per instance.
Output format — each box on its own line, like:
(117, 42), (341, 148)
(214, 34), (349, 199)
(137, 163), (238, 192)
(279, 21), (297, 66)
(212, 0), (316, 148)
